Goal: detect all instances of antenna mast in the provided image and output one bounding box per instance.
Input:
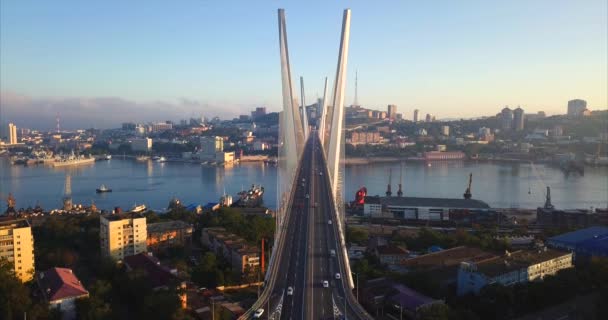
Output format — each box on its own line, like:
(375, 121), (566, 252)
(463, 173), (472, 199)
(386, 168), (392, 197)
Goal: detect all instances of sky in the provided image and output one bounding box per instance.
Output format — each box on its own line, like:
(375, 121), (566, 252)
(1, 0), (607, 129)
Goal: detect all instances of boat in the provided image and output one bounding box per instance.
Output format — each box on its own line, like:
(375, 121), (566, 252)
(96, 184), (112, 193)
(156, 156), (167, 162)
(136, 155), (150, 161)
(53, 151), (95, 167)
(234, 184), (265, 207)
(131, 204), (147, 213)
(96, 154), (112, 161)
(152, 156), (161, 161)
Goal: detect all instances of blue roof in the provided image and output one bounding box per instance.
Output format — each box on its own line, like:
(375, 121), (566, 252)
(203, 202), (219, 209)
(548, 226), (608, 245)
(428, 245), (444, 253)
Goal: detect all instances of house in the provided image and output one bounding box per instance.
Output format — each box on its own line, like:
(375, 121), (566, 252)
(37, 267), (89, 320)
(374, 245), (409, 265)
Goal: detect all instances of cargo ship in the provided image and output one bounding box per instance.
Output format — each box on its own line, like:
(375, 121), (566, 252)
(234, 184), (264, 207)
(53, 152), (95, 167)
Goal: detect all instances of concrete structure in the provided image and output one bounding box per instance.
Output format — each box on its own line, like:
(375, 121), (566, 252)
(201, 228), (260, 275)
(8, 123), (18, 144)
(360, 278), (443, 319)
(0, 217), (35, 282)
(38, 267), (89, 320)
(387, 104), (397, 119)
(423, 151), (466, 160)
(501, 107), (514, 130)
(567, 99), (587, 117)
(513, 107), (525, 131)
(251, 107), (267, 120)
(150, 122), (173, 132)
(441, 125), (450, 136)
(457, 249), (573, 295)
(200, 136), (224, 156)
(363, 196), (490, 220)
(349, 131), (381, 144)
(215, 151), (235, 164)
(374, 245), (409, 265)
(425, 113), (432, 122)
(413, 109), (419, 122)
(547, 226), (608, 260)
(99, 213), (147, 261)
(147, 220), (193, 253)
(131, 138), (152, 152)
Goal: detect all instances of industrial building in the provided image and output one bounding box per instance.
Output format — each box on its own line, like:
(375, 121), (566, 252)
(0, 217), (35, 282)
(457, 248), (573, 295)
(547, 226), (608, 260)
(100, 213), (147, 261)
(363, 196), (490, 221)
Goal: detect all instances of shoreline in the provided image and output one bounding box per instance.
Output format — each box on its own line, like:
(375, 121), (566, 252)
(341, 156), (553, 165)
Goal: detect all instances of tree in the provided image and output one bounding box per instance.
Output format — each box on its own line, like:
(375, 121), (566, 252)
(416, 303), (450, 320)
(0, 258), (48, 320)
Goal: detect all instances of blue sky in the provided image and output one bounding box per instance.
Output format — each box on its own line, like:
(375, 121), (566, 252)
(1, 0), (606, 122)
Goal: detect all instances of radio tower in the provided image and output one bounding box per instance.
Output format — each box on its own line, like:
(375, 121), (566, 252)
(56, 113), (61, 133)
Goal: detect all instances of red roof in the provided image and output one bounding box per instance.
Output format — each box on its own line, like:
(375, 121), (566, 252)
(39, 267), (89, 302)
(123, 253), (179, 289)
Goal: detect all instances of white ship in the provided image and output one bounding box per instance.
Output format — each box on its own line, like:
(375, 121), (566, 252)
(130, 204), (147, 213)
(53, 151), (95, 167)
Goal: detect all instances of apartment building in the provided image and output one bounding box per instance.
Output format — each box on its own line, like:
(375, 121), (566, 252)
(147, 220), (193, 253)
(457, 248), (573, 295)
(201, 227), (260, 274)
(100, 213), (147, 261)
(0, 217), (35, 282)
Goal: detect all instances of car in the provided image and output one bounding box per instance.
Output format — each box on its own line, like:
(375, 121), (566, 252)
(319, 172), (323, 176)
(328, 220), (332, 225)
(335, 273), (341, 280)
(322, 280), (329, 288)
(305, 194), (310, 199)
(253, 308), (264, 318)
(287, 286), (293, 295)
(330, 249), (336, 257)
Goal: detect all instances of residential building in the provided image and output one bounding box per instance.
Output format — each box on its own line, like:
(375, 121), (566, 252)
(513, 107), (525, 131)
(567, 99), (587, 117)
(124, 253), (187, 309)
(363, 196), (490, 220)
(150, 122), (173, 132)
(251, 107), (267, 120)
(131, 138), (153, 152)
(200, 136), (224, 156)
(8, 123), (18, 144)
(37, 267), (89, 320)
(349, 131), (381, 145)
(547, 226), (608, 260)
(425, 113), (432, 122)
(387, 104), (397, 119)
(201, 228), (260, 275)
(374, 245), (409, 265)
(0, 217), (35, 282)
(147, 220), (194, 253)
(457, 249), (573, 295)
(501, 107), (514, 130)
(441, 125), (450, 136)
(100, 213), (147, 261)
(413, 109), (419, 122)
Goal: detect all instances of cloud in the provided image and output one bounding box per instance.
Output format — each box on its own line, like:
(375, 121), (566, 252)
(0, 91), (243, 130)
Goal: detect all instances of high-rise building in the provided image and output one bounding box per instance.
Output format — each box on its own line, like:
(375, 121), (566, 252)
(425, 113), (432, 122)
(8, 123), (18, 144)
(100, 213), (147, 260)
(513, 107), (525, 131)
(413, 109), (419, 122)
(200, 136), (224, 155)
(501, 107), (514, 130)
(0, 218), (35, 282)
(567, 99), (587, 117)
(441, 125), (450, 136)
(251, 107), (267, 120)
(131, 138), (153, 152)
(387, 105), (397, 119)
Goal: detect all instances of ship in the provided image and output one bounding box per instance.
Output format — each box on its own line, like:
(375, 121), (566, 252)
(234, 184), (265, 207)
(96, 154), (112, 161)
(130, 204), (147, 213)
(156, 156), (167, 162)
(136, 155), (150, 161)
(53, 151), (95, 167)
(96, 184), (112, 193)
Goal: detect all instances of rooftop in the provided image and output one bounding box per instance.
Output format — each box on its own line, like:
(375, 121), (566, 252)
(365, 196), (490, 209)
(123, 253), (180, 289)
(548, 226), (608, 245)
(402, 246), (496, 269)
(376, 245), (409, 255)
(147, 220), (193, 233)
(388, 284), (440, 312)
(473, 249), (571, 278)
(0, 216), (30, 229)
(102, 212), (145, 222)
(38, 267), (89, 302)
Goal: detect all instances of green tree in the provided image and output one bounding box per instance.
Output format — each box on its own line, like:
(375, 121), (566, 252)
(417, 303), (450, 320)
(0, 258), (48, 320)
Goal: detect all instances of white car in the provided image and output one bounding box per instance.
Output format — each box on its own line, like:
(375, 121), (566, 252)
(335, 273), (341, 280)
(253, 308), (264, 318)
(319, 172), (323, 176)
(287, 286), (293, 296)
(322, 280), (329, 288)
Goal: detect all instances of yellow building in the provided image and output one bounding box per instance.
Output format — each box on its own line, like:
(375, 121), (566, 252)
(0, 217), (35, 282)
(100, 213), (147, 261)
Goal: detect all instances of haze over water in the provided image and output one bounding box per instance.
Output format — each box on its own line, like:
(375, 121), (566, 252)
(1, 158), (607, 211)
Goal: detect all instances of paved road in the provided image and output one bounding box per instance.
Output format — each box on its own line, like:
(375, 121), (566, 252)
(250, 132), (368, 320)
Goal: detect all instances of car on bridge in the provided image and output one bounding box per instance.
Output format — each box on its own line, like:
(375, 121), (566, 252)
(328, 220), (332, 225)
(322, 280), (329, 288)
(335, 273), (341, 280)
(253, 308), (264, 318)
(287, 286), (293, 295)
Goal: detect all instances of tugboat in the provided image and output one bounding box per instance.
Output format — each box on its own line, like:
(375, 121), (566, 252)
(131, 204), (147, 213)
(96, 184), (112, 193)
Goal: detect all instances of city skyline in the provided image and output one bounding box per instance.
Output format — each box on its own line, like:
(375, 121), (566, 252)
(1, 1), (607, 129)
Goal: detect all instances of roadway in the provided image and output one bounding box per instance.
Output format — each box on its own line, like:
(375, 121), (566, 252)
(248, 131), (369, 320)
